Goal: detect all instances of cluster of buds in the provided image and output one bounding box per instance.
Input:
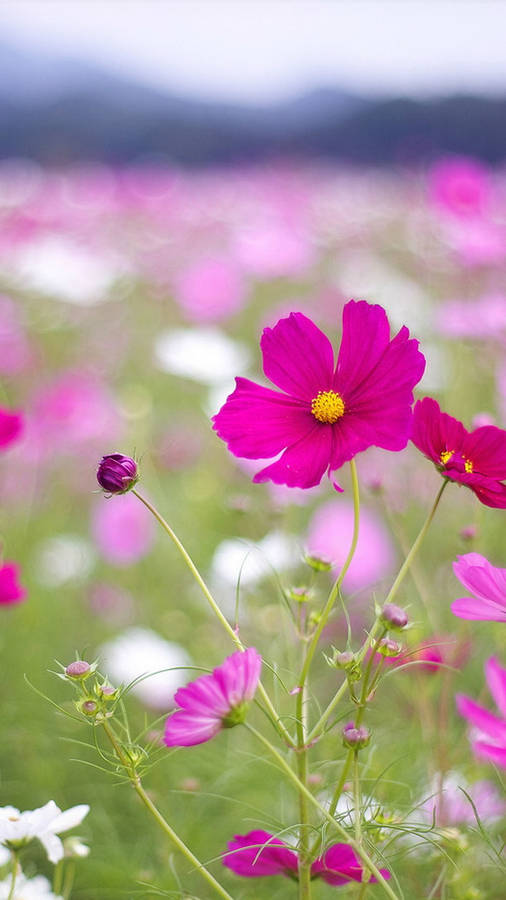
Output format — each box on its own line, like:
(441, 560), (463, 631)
(325, 647), (362, 682)
(342, 722), (371, 750)
(62, 659), (119, 724)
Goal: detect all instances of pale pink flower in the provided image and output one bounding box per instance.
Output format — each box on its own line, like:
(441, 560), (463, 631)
(457, 657), (506, 769)
(91, 494), (154, 566)
(175, 256), (246, 322)
(306, 499), (395, 593)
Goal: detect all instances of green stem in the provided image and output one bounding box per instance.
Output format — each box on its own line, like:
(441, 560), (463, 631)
(53, 860), (64, 895)
(245, 724), (400, 900)
(297, 460), (360, 719)
(132, 489), (293, 746)
(102, 721), (234, 900)
(62, 862), (75, 900)
(6, 852), (18, 900)
(382, 480), (448, 608)
(295, 647), (312, 898)
(353, 751), (361, 846)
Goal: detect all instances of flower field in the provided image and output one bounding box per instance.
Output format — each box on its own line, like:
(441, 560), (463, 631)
(1, 157), (505, 899)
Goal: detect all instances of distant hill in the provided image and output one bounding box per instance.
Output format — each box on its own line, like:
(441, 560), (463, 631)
(1, 39), (505, 165)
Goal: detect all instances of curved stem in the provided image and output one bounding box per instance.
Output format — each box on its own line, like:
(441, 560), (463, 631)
(382, 480), (448, 608)
(132, 489), (293, 746)
(102, 721), (234, 900)
(245, 724), (400, 900)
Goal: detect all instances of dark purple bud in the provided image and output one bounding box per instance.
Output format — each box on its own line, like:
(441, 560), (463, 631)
(97, 453), (138, 494)
(381, 603), (409, 630)
(342, 722), (371, 749)
(65, 660), (91, 678)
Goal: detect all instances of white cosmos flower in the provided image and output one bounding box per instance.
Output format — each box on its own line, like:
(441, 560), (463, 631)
(99, 628), (191, 710)
(0, 802), (89, 864)
(0, 873), (63, 899)
(154, 327), (250, 385)
(211, 531), (299, 588)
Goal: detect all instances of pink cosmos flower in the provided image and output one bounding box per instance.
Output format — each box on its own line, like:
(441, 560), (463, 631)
(456, 657), (506, 769)
(0, 562), (27, 605)
(438, 294), (506, 342)
(0, 407), (24, 450)
(175, 257), (246, 322)
(91, 493), (154, 566)
(223, 831), (390, 885)
(164, 648), (261, 747)
(411, 397), (506, 508)
(429, 157), (491, 219)
(452, 553), (506, 622)
(213, 300), (425, 489)
(420, 773), (506, 826)
(306, 499), (394, 593)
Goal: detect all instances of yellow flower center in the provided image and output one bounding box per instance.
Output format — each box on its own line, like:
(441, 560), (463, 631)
(464, 458), (474, 473)
(311, 390), (345, 424)
(440, 450), (454, 465)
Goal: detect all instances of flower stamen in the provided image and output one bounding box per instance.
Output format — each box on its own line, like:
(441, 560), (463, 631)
(311, 391), (345, 424)
(440, 449), (454, 466)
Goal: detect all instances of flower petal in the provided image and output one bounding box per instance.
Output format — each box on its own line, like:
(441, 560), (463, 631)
(334, 301), (391, 395)
(472, 740), (506, 769)
(164, 710), (222, 747)
(453, 553), (506, 607)
(212, 377), (311, 459)
(451, 596), (506, 621)
(223, 830), (298, 877)
(38, 831), (64, 864)
(261, 312), (335, 400)
(462, 425), (506, 479)
(254, 423), (333, 488)
(49, 804), (90, 834)
(485, 657), (506, 718)
(456, 694), (506, 741)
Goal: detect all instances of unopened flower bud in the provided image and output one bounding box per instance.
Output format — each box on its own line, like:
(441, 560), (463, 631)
(64, 836), (90, 858)
(378, 638), (402, 658)
(97, 453), (138, 495)
(304, 553), (333, 573)
(96, 683), (118, 701)
(288, 586), (311, 603)
(80, 699), (98, 717)
(65, 660), (91, 679)
(381, 603), (408, 630)
(342, 722), (371, 749)
(335, 650), (355, 668)
(180, 777), (201, 792)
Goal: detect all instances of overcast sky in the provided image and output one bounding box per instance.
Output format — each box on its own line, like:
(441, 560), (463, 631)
(1, 0), (505, 102)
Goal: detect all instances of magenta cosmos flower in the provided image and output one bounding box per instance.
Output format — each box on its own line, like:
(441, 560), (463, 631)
(456, 657), (506, 769)
(213, 300), (425, 489)
(0, 407), (24, 450)
(412, 398), (506, 508)
(0, 562), (27, 606)
(164, 648), (261, 747)
(452, 553), (506, 622)
(223, 831), (390, 886)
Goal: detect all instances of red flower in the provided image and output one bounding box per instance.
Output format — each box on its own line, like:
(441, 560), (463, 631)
(411, 398), (506, 508)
